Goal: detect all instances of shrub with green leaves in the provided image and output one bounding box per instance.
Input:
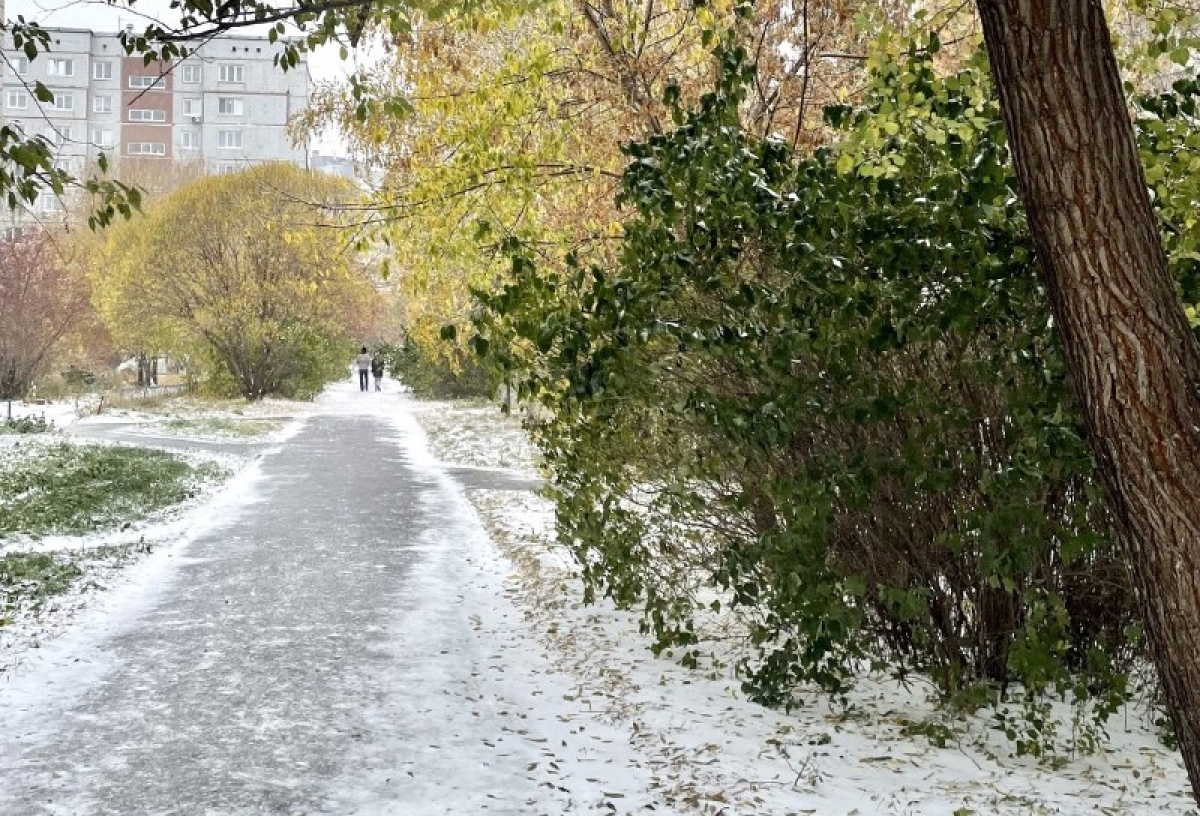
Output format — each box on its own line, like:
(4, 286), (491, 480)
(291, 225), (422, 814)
(0, 442), (224, 538)
(0, 415), (53, 435)
(472, 37), (1200, 753)
(376, 337), (492, 399)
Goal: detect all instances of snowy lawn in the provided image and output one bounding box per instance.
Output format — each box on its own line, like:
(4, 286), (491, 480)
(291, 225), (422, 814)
(74, 393), (311, 442)
(409, 398), (1196, 816)
(0, 438), (226, 539)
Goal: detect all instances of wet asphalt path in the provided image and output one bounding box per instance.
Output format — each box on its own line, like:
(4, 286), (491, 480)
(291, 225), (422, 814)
(0, 399), (529, 815)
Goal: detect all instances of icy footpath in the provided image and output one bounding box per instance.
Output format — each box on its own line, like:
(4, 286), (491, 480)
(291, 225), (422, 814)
(0, 380), (659, 815)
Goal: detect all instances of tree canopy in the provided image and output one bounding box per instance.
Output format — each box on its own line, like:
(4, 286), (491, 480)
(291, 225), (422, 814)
(92, 163), (378, 399)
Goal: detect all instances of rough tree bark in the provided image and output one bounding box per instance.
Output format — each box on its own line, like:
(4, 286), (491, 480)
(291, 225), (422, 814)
(975, 0), (1200, 801)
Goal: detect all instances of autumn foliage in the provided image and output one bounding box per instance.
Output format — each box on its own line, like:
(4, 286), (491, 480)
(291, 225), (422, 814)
(0, 233), (92, 400)
(92, 164), (379, 400)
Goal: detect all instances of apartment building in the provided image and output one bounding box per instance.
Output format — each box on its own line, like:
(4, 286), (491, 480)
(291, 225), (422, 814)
(1, 27), (310, 216)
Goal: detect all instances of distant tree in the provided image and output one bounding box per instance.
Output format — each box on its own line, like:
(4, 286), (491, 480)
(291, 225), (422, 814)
(93, 164), (378, 400)
(0, 233), (91, 399)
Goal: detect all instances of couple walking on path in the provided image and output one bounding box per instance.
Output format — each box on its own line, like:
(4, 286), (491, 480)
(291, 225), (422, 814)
(355, 346), (385, 392)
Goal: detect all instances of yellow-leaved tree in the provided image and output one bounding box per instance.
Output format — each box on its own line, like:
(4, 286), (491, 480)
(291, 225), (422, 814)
(92, 163), (379, 400)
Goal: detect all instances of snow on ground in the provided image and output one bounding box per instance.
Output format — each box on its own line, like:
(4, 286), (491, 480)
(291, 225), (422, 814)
(0, 395), (311, 679)
(2, 389), (1197, 814)
(409, 399), (1198, 816)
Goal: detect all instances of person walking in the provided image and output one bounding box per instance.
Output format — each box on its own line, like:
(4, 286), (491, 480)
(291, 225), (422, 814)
(371, 354), (385, 391)
(355, 346), (372, 392)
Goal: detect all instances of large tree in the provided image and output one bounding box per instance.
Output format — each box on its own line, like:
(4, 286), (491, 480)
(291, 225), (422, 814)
(93, 163), (378, 400)
(976, 0), (1200, 799)
(0, 233), (91, 400)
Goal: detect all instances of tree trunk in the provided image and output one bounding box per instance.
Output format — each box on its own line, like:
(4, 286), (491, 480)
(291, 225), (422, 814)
(975, 0), (1200, 800)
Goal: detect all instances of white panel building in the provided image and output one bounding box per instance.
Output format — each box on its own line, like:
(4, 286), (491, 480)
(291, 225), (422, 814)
(0, 26), (310, 220)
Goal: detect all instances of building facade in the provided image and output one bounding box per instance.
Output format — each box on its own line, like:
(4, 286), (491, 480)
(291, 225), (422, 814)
(1, 27), (309, 217)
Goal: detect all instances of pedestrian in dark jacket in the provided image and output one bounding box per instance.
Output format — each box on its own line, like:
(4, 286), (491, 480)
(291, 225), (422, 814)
(371, 355), (385, 391)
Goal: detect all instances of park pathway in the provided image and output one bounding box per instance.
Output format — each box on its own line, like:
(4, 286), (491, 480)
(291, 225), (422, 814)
(0, 383), (651, 815)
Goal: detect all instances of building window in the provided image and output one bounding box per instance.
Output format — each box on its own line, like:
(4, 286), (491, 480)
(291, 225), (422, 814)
(36, 195), (62, 213)
(12, 56), (29, 75)
(93, 94), (113, 114)
(180, 131), (198, 150)
(217, 97), (244, 116)
(181, 64), (201, 84)
(91, 128), (114, 148)
(128, 108), (167, 122)
(217, 130), (242, 149)
(92, 61), (113, 80)
(51, 93), (74, 112)
(182, 98), (201, 117)
(47, 58), (74, 77)
(128, 75), (157, 89)
(215, 162), (238, 174)
(218, 64), (243, 83)
(6, 91), (27, 110)
(49, 126), (72, 146)
(127, 142), (166, 156)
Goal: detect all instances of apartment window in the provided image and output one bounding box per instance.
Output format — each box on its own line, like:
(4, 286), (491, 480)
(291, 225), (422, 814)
(215, 162), (237, 175)
(180, 131), (198, 150)
(49, 126), (72, 146)
(128, 108), (167, 122)
(182, 98), (201, 117)
(91, 128), (114, 148)
(11, 56), (29, 75)
(217, 130), (242, 149)
(127, 142), (166, 156)
(128, 75), (157, 89)
(218, 64), (243, 83)
(51, 93), (74, 112)
(217, 97), (244, 116)
(6, 91), (27, 110)
(92, 61), (113, 80)
(36, 195), (62, 213)
(181, 64), (201, 84)
(47, 58), (74, 77)
(93, 94), (113, 114)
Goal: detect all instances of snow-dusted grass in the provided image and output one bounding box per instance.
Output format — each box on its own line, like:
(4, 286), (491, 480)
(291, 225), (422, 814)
(410, 397), (1196, 816)
(71, 393), (313, 442)
(159, 416), (283, 438)
(407, 398), (540, 473)
(0, 415), (55, 435)
(0, 543), (146, 624)
(0, 437), (226, 540)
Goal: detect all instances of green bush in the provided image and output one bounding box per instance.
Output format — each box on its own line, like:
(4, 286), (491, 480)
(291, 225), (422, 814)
(473, 39), (1166, 753)
(376, 337), (491, 399)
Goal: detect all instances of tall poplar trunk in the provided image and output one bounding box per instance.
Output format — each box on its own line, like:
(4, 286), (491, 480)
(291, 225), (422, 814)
(975, 0), (1200, 800)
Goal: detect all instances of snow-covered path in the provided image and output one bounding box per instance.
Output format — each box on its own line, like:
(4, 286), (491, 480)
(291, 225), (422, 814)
(0, 383), (655, 815)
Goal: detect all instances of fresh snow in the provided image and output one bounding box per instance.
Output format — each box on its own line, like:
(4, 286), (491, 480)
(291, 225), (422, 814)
(0, 384), (1195, 815)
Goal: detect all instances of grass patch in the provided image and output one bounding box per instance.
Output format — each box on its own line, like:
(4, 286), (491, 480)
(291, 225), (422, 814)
(0, 544), (145, 625)
(0, 551), (82, 615)
(0, 442), (225, 539)
(161, 417), (281, 438)
(0, 415), (55, 435)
